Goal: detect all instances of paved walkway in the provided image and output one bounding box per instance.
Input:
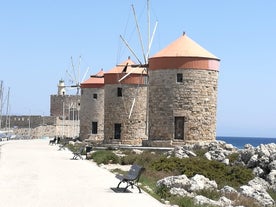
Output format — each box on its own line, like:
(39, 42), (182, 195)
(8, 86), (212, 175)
(0, 139), (166, 207)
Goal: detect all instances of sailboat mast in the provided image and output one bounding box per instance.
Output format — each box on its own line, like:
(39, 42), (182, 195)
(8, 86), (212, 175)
(147, 0), (150, 60)
(5, 87), (10, 130)
(0, 81), (3, 129)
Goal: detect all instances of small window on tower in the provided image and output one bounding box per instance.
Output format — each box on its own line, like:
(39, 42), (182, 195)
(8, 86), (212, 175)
(92, 122), (98, 134)
(114, 123), (121, 139)
(93, 93), (97, 99)
(177, 73), (183, 83)
(117, 87), (122, 97)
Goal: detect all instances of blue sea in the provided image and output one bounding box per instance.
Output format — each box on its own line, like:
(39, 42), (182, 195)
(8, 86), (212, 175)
(216, 136), (276, 149)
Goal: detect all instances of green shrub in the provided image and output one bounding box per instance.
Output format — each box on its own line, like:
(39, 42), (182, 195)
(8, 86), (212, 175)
(135, 151), (163, 166)
(155, 184), (170, 199)
(268, 189), (276, 201)
(227, 152), (240, 164)
(120, 153), (138, 165)
(221, 191), (260, 207)
(151, 156), (254, 189)
(193, 149), (208, 157)
(170, 196), (214, 207)
(91, 150), (119, 165)
(90, 149), (257, 207)
(196, 189), (221, 200)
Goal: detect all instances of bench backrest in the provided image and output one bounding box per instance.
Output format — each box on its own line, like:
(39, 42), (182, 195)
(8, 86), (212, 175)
(127, 164), (144, 180)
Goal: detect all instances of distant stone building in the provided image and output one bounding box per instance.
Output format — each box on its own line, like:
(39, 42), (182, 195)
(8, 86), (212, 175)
(145, 33), (220, 147)
(50, 80), (80, 121)
(79, 69), (105, 142)
(103, 57), (148, 145)
(50, 79), (80, 138)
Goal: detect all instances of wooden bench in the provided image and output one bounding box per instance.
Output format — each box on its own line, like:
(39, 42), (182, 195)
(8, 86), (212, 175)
(58, 142), (67, 150)
(72, 146), (85, 160)
(116, 164), (145, 193)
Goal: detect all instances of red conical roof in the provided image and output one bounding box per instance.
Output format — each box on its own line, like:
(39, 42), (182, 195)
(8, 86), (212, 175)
(106, 57), (145, 74)
(104, 57), (147, 84)
(152, 33), (219, 60)
(81, 69), (104, 88)
(149, 33), (220, 71)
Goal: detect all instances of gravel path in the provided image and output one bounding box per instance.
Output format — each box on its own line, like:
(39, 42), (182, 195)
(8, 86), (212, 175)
(0, 139), (166, 207)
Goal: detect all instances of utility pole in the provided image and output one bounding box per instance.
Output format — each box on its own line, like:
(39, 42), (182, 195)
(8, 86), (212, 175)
(5, 87), (10, 131)
(0, 81), (3, 129)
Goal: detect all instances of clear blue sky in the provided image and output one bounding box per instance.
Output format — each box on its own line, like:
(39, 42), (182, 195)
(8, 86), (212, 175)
(1, 0), (276, 138)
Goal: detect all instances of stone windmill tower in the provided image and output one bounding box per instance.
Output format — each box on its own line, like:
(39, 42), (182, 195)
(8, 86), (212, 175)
(103, 57), (148, 145)
(146, 33), (220, 147)
(79, 69), (104, 142)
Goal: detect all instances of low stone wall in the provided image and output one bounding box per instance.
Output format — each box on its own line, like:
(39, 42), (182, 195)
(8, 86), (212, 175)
(13, 125), (56, 139)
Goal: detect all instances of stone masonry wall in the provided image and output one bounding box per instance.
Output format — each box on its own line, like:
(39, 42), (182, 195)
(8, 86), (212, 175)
(13, 125), (56, 139)
(55, 118), (79, 138)
(79, 87), (104, 141)
(7, 117), (79, 139)
(1, 115), (55, 129)
(104, 84), (148, 145)
(50, 95), (80, 119)
(148, 69), (218, 145)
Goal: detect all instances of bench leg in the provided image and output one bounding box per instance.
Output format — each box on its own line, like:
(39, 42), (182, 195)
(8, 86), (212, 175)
(124, 182), (142, 193)
(136, 185), (142, 193)
(117, 181), (123, 189)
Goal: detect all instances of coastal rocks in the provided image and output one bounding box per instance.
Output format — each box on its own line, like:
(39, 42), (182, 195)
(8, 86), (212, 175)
(203, 141), (236, 164)
(157, 174), (190, 189)
(248, 177), (270, 191)
(194, 195), (232, 207)
(238, 185), (275, 207)
(220, 185), (238, 194)
(198, 140), (238, 158)
(170, 187), (194, 198)
(204, 150), (223, 161)
(169, 140), (237, 164)
(168, 146), (196, 159)
(157, 174), (238, 207)
(189, 174), (217, 191)
(267, 170), (276, 186)
(252, 166), (265, 177)
(157, 174), (217, 193)
(158, 174), (275, 207)
(162, 141), (276, 206)
(238, 142), (276, 191)
(268, 160), (276, 170)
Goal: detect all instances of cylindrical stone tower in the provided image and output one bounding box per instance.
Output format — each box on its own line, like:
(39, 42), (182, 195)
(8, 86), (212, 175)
(79, 69), (104, 142)
(146, 33), (220, 147)
(104, 57), (148, 146)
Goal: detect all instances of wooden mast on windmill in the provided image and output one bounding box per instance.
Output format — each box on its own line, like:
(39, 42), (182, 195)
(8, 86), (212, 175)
(118, 0), (158, 133)
(103, 0), (158, 146)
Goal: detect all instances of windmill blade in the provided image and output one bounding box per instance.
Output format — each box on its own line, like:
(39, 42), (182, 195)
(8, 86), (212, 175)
(77, 56), (81, 84)
(66, 70), (76, 85)
(147, 0), (150, 57)
(70, 56), (78, 84)
(132, 4), (147, 64)
(120, 35), (142, 65)
(146, 20), (158, 58)
(128, 97), (136, 119)
(81, 67), (90, 83)
(119, 67), (137, 82)
(122, 63), (128, 73)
